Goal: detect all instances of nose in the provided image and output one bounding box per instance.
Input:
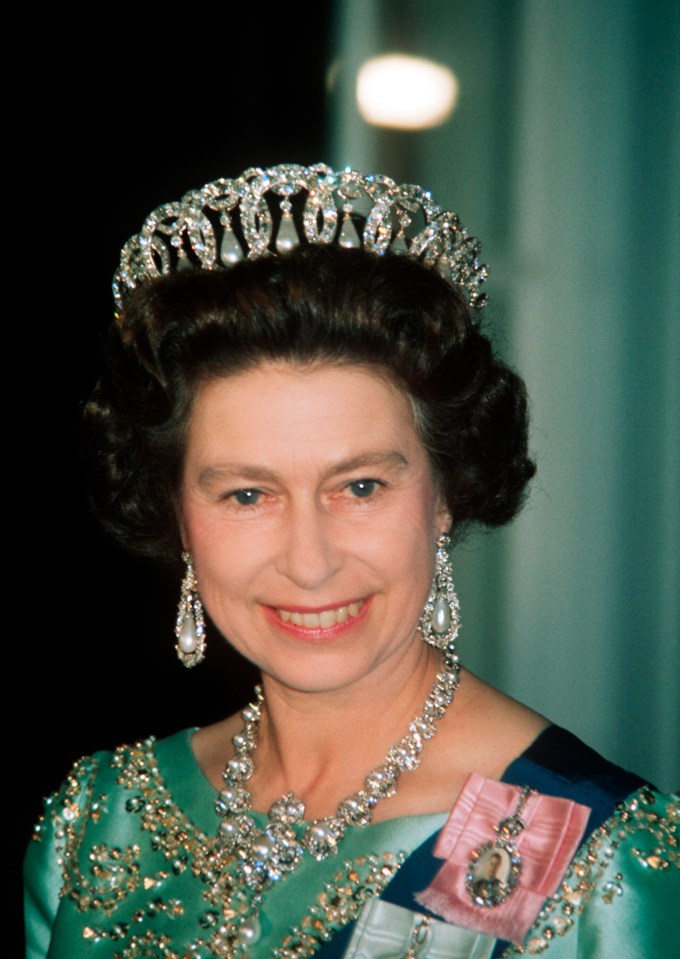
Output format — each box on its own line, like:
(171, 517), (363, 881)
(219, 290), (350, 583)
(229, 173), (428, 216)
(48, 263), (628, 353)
(275, 501), (341, 591)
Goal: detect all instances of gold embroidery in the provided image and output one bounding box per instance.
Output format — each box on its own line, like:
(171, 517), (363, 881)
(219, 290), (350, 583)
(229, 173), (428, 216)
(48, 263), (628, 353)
(41, 739), (407, 957)
(115, 930), (180, 959)
(272, 852), (406, 958)
(80, 897), (185, 950)
(502, 789), (679, 956)
(34, 755), (132, 913)
(38, 740), (676, 958)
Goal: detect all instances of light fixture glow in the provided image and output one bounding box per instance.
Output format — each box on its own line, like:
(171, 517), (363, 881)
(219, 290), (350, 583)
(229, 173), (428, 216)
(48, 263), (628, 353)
(357, 54), (459, 130)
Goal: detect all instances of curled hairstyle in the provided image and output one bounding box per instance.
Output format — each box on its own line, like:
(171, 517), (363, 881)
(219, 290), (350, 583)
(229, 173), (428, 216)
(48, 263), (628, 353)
(84, 245), (535, 562)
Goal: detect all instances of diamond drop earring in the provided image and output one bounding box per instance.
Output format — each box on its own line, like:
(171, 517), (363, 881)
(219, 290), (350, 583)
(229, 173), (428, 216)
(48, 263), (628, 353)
(175, 551), (206, 667)
(419, 534), (461, 652)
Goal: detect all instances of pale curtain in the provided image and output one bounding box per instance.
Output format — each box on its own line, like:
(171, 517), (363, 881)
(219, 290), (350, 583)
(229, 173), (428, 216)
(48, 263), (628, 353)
(330, 0), (679, 789)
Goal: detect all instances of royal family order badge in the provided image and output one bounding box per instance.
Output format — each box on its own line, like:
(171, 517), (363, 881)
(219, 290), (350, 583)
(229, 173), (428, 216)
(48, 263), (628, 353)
(464, 787), (532, 908)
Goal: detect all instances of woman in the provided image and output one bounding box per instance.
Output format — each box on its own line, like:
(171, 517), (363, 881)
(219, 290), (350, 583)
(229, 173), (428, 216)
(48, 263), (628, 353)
(25, 164), (676, 958)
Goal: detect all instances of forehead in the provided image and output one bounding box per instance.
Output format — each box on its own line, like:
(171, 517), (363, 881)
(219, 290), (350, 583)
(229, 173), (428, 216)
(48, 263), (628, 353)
(184, 361), (424, 466)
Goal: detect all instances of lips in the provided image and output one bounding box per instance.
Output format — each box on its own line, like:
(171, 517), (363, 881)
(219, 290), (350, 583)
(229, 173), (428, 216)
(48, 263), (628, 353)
(275, 601), (364, 629)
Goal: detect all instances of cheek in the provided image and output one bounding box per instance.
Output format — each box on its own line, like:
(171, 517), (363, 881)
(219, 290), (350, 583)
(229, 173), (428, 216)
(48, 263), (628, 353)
(180, 499), (277, 616)
(179, 505), (239, 598)
(179, 506), (216, 560)
(187, 539), (262, 640)
(373, 496), (440, 584)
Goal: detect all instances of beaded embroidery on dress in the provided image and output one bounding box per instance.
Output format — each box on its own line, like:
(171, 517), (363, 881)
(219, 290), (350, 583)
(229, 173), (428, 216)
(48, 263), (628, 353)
(26, 728), (679, 958)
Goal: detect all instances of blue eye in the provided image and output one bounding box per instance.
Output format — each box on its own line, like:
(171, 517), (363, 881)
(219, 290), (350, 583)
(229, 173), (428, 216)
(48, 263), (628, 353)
(231, 489), (262, 506)
(348, 479), (379, 498)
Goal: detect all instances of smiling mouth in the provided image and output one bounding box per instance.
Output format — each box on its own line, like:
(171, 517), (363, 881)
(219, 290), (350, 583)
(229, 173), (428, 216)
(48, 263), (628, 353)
(275, 601), (365, 629)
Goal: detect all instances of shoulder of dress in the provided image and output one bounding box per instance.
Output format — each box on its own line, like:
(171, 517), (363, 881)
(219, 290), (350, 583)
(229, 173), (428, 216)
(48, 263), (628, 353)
(566, 785), (679, 887)
(586, 785), (679, 874)
(30, 736), (160, 844)
(504, 725), (650, 836)
(500, 786), (679, 957)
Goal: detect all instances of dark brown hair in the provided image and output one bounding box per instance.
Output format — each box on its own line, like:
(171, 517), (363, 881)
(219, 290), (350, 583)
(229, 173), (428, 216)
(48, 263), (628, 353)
(84, 245), (535, 562)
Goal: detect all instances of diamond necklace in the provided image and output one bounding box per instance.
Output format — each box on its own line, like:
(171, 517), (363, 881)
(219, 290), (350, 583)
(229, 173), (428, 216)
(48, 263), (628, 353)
(214, 650), (460, 897)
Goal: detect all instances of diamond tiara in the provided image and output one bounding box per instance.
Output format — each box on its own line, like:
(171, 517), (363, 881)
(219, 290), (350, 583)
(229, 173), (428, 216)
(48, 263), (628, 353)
(113, 162), (489, 312)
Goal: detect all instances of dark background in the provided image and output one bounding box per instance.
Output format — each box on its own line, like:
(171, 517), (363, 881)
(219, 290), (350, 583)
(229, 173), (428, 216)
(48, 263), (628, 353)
(18, 9), (333, 947)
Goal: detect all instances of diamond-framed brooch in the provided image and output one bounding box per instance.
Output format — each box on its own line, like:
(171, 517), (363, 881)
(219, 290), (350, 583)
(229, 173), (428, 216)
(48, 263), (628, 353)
(465, 839), (522, 907)
(465, 786), (533, 908)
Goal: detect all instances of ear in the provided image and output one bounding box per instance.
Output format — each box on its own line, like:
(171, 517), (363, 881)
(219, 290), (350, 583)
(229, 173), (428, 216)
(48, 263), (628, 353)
(436, 495), (453, 536)
(179, 517), (192, 553)
(173, 494), (191, 552)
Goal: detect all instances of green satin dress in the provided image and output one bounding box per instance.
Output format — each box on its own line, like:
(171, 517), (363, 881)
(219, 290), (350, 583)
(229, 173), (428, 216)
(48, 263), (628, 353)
(24, 728), (678, 958)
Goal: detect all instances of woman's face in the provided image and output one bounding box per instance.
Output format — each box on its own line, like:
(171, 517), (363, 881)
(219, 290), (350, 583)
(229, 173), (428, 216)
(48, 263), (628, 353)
(180, 362), (451, 696)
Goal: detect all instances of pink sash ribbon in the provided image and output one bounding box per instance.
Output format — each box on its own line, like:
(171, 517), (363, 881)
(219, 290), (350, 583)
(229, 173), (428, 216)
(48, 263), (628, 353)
(415, 773), (591, 944)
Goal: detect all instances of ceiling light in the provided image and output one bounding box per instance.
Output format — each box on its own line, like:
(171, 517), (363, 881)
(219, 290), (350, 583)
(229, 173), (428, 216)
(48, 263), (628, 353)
(356, 54), (459, 130)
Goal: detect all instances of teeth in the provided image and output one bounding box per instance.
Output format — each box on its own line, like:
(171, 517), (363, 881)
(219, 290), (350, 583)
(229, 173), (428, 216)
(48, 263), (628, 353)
(276, 601), (364, 629)
(319, 609), (337, 628)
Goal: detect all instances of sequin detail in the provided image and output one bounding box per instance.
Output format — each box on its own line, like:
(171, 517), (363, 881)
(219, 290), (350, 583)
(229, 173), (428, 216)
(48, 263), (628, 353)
(32, 743), (677, 958)
(32, 755), (142, 914)
(501, 789), (679, 956)
(33, 738), (409, 957)
(272, 852), (406, 959)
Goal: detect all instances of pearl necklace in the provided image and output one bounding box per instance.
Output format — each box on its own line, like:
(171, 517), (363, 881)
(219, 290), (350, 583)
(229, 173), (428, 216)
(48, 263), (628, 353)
(215, 650), (460, 898)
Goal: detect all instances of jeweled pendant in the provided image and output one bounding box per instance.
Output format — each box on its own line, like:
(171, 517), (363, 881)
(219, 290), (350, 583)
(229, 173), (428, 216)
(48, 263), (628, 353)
(220, 226), (244, 265)
(276, 213), (299, 253)
(390, 233), (409, 255)
(339, 215), (361, 249)
(466, 840), (522, 907)
(175, 552), (206, 667)
(176, 250), (192, 271)
(177, 615), (198, 653)
(418, 534), (461, 652)
(432, 591), (452, 635)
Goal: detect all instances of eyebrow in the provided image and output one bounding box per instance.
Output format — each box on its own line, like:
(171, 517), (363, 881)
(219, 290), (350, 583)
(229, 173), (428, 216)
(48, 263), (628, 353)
(328, 451), (408, 475)
(197, 451), (408, 489)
